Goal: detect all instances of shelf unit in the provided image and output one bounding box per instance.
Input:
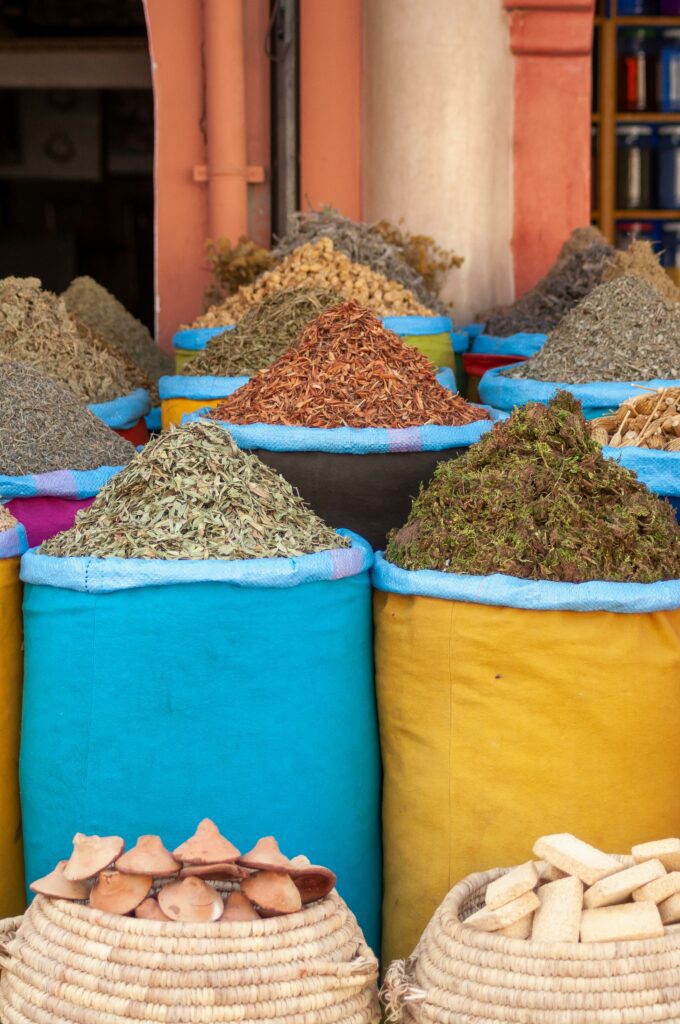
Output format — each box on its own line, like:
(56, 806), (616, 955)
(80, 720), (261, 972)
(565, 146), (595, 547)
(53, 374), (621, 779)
(593, 1), (680, 241)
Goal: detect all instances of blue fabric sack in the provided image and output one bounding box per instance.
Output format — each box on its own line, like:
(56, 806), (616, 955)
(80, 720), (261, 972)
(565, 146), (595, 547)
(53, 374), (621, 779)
(19, 531), (382, 951)
(470, 332), (547, 357)
(372, 551), (680, 614)
(602, 445), (680, 519)
(382, 315), (452, 336)
(478, 367), (680, 419)
(159, 374), (249, 401)
(172, 325), (234, 352)
(88, 388), (151, 430)
(0, 464), (127, 501)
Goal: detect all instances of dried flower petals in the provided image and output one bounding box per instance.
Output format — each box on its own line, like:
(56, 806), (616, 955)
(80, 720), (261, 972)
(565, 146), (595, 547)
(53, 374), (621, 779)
(211, 301), (487, 429)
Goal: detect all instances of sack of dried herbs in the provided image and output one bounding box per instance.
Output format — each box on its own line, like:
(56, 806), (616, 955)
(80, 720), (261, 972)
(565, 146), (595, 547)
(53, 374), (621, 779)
(373, 397), (680, 965)
(205, 302), (495, 548)
(0, 362), (135, 546)
(21, 426), (381, 947)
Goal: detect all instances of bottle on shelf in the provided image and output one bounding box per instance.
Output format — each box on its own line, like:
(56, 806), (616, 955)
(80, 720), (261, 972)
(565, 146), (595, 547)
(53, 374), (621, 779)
(617, 0), (658, 11)
(658, 125), (680, 207)
(618, 30), (658, 114)
(660, 1), (680, 15)
(660, 30), (680, 112)
(616, 124), (655, 209)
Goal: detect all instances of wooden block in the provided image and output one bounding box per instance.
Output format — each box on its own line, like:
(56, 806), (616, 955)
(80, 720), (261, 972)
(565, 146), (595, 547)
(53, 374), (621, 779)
(465, 890), (540, 933)
(486, 862), (539, 910)
(535, 860), (566, 883)
(580, 902), (663, 943)
(497, 913), (534, 939)
(632, 838), (680, 872)
(659, 893), (680, 925)
(533, 833), (622, 886)
(583, 859), (666, 909)
(633, 871), (680, 905)
(531, 876), (583, 943)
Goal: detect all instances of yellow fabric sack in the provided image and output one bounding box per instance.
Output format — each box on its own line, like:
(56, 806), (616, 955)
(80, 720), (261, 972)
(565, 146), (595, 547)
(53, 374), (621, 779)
(402, 332), (454, 370)
(374, 568), (680, 967)
(161, 396), (221, 431)
(174, 350), (199, 373)
(0, 555), (25, 916)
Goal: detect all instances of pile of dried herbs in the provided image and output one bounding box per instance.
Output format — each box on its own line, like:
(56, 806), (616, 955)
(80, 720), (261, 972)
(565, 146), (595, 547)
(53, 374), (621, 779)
(211, 301), (488, 429)
(0, 362), (135, 475)
(63, 276), (173, 382)
(189, 238), (434, 328)
(601, 240), (680, 303)
(184, 287), (342, 377)
(0, 277), (142, 403)
(42, 421), (348, 560)
(273, 207), (457, 313)
(509, 276), (680, 382)
(386, 392), (680, 583)
(0, 506), (18, 532)
(479, 227), (614, 337)
(204, 236), (276, 308)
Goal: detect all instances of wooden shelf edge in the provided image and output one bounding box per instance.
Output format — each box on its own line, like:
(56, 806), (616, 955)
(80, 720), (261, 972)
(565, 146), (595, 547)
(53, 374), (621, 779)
(615, 209), (680, 217)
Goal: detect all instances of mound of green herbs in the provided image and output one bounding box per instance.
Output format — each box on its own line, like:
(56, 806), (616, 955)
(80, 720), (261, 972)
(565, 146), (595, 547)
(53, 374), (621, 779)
(386, 393), (680, 583)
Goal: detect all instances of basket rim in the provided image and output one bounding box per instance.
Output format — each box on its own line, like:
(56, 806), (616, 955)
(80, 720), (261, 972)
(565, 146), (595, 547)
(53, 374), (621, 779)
(13, 890), (343, 939)
(446, 862), (680, 960)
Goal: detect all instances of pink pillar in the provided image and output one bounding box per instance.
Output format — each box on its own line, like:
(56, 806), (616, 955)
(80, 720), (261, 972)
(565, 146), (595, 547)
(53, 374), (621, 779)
(143, 0), (209, 348)
(504, 0), (595, 296)
(299, 0), (362, 218)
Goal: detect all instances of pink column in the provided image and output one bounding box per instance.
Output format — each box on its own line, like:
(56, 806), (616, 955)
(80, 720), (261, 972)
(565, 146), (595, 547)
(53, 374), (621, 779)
(504, 0), (595, 296)
(143, 0), (209, 348)
(299, 0), (362, 218)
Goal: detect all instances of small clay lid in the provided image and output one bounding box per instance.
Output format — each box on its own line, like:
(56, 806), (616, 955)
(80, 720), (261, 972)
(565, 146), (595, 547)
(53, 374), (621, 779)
(238, 837), (295, 873)
(158, 877), (224, 922)
(290, 865), (336, 904)
(220, 891), (260, 922)
(135, 897), (171, 921)
(63, 833), (125, 881)
(173, 819), (240, 865)
(90, 870), (151, 915)
(116, 835), (180, 877)
(30, 860), (90, 901)
(241, 871), (302, 917)
(180, 861), (248, 881)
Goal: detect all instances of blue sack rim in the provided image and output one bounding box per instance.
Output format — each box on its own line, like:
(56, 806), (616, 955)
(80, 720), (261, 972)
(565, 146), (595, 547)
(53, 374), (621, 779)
(21, 529), (373, 593)
(602, 444), (680, 498)
(88, 388), (151, 430)
(159, 375), (250, 401)
(478, 367), (680, 412)
(471, 332), (547, 357)
(382, 315), (452, 336)
(183, 405), (505, 454)
(172, 326), (235, 351)
(0, 523), (28, 559)
(0, 464), (128, 500)
(371, 551), (680, 613)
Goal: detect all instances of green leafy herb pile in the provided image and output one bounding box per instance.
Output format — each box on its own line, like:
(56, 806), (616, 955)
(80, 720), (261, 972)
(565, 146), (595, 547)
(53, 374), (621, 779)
(386, 392), (680, 583)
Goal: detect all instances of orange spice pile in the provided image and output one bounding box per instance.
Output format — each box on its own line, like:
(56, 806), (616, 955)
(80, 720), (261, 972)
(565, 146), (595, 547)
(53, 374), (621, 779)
(211, 301), (488, 429)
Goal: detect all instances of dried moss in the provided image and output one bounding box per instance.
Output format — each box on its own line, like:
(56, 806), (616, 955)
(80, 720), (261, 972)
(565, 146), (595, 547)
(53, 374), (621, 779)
(386, 393), (680, 583)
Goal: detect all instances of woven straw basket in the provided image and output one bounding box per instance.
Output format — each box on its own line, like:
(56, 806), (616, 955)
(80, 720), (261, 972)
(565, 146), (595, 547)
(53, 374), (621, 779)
(382, 865), (680, 1024)
(0, 891), (379, 1024)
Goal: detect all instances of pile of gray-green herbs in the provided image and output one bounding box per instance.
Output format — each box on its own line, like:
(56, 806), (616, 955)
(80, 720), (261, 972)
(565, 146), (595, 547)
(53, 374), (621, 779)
(508, 276), (680, 382)
(42, 421), (349, 560)
(0, 361), (134, 475)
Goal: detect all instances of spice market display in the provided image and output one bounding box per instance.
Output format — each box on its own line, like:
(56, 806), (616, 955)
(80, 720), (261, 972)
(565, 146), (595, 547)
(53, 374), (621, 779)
(2, 157), (680, 1024)
(211, 301), (486, 428)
